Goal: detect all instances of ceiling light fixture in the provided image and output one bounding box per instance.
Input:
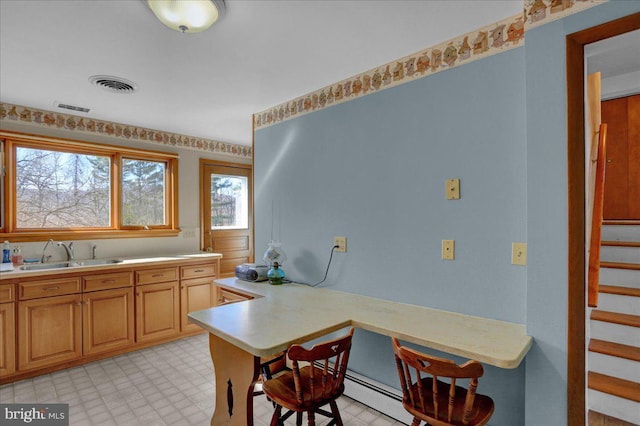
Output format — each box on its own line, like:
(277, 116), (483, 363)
(145, 0), (225, 33)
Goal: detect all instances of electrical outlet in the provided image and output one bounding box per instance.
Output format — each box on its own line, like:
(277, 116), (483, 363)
(182, 228), (196, 239)
(442, 239), (455, 260)
(334, 236), (347, 253)
(446, 178), (460, 200)
(512, 242), (527, 266)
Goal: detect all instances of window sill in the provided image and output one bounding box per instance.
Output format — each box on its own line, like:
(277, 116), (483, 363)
(0, 229), (181, 243)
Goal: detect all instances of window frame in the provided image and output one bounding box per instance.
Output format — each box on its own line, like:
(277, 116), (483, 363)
(1, 131), (179, 242)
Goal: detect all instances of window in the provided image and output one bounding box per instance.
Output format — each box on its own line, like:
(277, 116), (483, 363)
(16, 146), (111, 228)
(210, 174), (248, 229)
(1, 132), (179, 241)
(121, 158), (167, 227)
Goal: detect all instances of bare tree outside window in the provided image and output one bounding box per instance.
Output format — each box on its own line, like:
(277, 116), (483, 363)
(121, 158), (166, 226)
(16, 147), (110, 228)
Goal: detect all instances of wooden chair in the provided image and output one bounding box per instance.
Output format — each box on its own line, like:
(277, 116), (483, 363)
(262, 328), (355, 426)
(392, 338), (494, 426)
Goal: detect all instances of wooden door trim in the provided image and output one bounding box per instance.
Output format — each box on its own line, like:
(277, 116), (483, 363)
(566, 12), (640, 426)
(199, 159), (254, 263)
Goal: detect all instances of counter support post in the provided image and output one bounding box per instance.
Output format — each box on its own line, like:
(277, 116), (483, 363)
(209, 333), (260, 426)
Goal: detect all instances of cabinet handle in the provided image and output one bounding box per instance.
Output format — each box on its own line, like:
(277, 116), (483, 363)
(43, 286), (61, 291)
(75, 301), (83, 306)
(194, 269), (205, 273)
(101, 279), (116, 284)
(151, 274), (164, 277)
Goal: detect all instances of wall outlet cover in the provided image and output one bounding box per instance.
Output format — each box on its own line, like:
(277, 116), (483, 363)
(446, 178), (460, 200)
(442, 239), (455, 260)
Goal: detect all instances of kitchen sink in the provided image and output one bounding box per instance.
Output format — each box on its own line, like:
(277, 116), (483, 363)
(20, 262), (70, 271)
(74, 259), (124, 266)
(20, 259), (124, 271)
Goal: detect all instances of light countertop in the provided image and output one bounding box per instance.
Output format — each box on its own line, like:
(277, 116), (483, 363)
(0, 252), (222, 280)
(188, 278), (533, 369)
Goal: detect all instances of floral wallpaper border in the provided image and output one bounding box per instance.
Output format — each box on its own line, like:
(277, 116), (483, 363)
(0, 102), (252, 159)
(254, 0), (606, 130)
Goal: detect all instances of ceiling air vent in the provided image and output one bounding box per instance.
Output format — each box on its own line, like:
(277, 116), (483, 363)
(89, 75), (138, 94)
(56, 103), (90, 113)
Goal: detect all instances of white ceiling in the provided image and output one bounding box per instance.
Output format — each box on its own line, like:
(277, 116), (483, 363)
(0, 0), (525, 147)
(585, 29), (640, 101)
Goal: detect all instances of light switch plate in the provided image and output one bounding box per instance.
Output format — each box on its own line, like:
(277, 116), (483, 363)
(442, 239), (455, 260)
(512, 242), (527, 266)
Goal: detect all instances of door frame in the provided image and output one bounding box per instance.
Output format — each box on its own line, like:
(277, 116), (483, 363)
(199, 159), (254, 269)
(566, 12), (640, 425)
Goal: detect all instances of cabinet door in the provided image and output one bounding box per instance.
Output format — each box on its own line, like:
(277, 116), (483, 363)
(83, 288), (134, 356)
(0, 302), (16, 377)
(180, 277), (215, 333)
(136, 281), (180, 343)
(18, 294), (82, 371)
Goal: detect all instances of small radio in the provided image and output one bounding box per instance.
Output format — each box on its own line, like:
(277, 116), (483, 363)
(234, 263), (269, 282)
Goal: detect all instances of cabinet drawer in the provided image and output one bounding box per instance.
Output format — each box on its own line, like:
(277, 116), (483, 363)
(181, 264), (216, 279)
(83, 272), (133, 292)
(19, 277), (81, 300)
(0, 283), (16, 303)
(136, 267), (178, 285)
(217, 287), (253, 306)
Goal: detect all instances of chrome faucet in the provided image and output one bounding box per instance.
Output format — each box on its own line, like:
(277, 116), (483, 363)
(57, 241), (75, 262)
(41, 239), (54, 263)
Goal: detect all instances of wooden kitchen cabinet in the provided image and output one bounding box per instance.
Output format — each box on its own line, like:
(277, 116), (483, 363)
(180, 263), (217, 333)
(0, 303), (16, 377)
(180, 277), (215, 333)
(18, 293), (83, 371)
(136, 281), (180, 342)
(0, 283), (16, 377)
(83, 287), (134, 356)
(17, 271), (135, 371)
(2, 256), (220, 384)
(216, 286), (253, 305)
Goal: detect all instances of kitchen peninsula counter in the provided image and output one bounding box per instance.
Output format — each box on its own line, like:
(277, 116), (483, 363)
(188, 277), (533, 425)
(191, 277), (531, 368)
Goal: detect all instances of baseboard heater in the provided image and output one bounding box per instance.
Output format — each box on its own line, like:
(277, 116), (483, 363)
(315, 361), (413, 424)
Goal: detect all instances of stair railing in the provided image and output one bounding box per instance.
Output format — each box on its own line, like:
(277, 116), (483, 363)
(588, 123), (607, 308)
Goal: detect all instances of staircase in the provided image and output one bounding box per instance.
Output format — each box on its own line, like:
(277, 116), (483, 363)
(587, 224), (640, 425)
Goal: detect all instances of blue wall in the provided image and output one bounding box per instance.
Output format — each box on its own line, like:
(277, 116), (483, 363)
(524, 2), (640, 425)
(256, 48), (527, 425)
(255, 3), (640, 425)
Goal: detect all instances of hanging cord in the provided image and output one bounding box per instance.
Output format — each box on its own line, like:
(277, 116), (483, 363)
(283, 244), (339, 287)
(310, 244), (339, 287)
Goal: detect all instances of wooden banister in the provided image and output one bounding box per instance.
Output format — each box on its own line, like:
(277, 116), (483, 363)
(588, 123), (607, 307)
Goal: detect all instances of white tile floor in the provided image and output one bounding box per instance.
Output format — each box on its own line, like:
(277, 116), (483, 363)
(0, 333), (405, 426)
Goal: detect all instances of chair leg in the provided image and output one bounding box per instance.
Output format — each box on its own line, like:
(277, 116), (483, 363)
(411, 417), (421, 426)
(296, 411), (303, 426)
(270, 405), (282, 426)
(329, 400), (343, 426)
(307, 410), (315, 426)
